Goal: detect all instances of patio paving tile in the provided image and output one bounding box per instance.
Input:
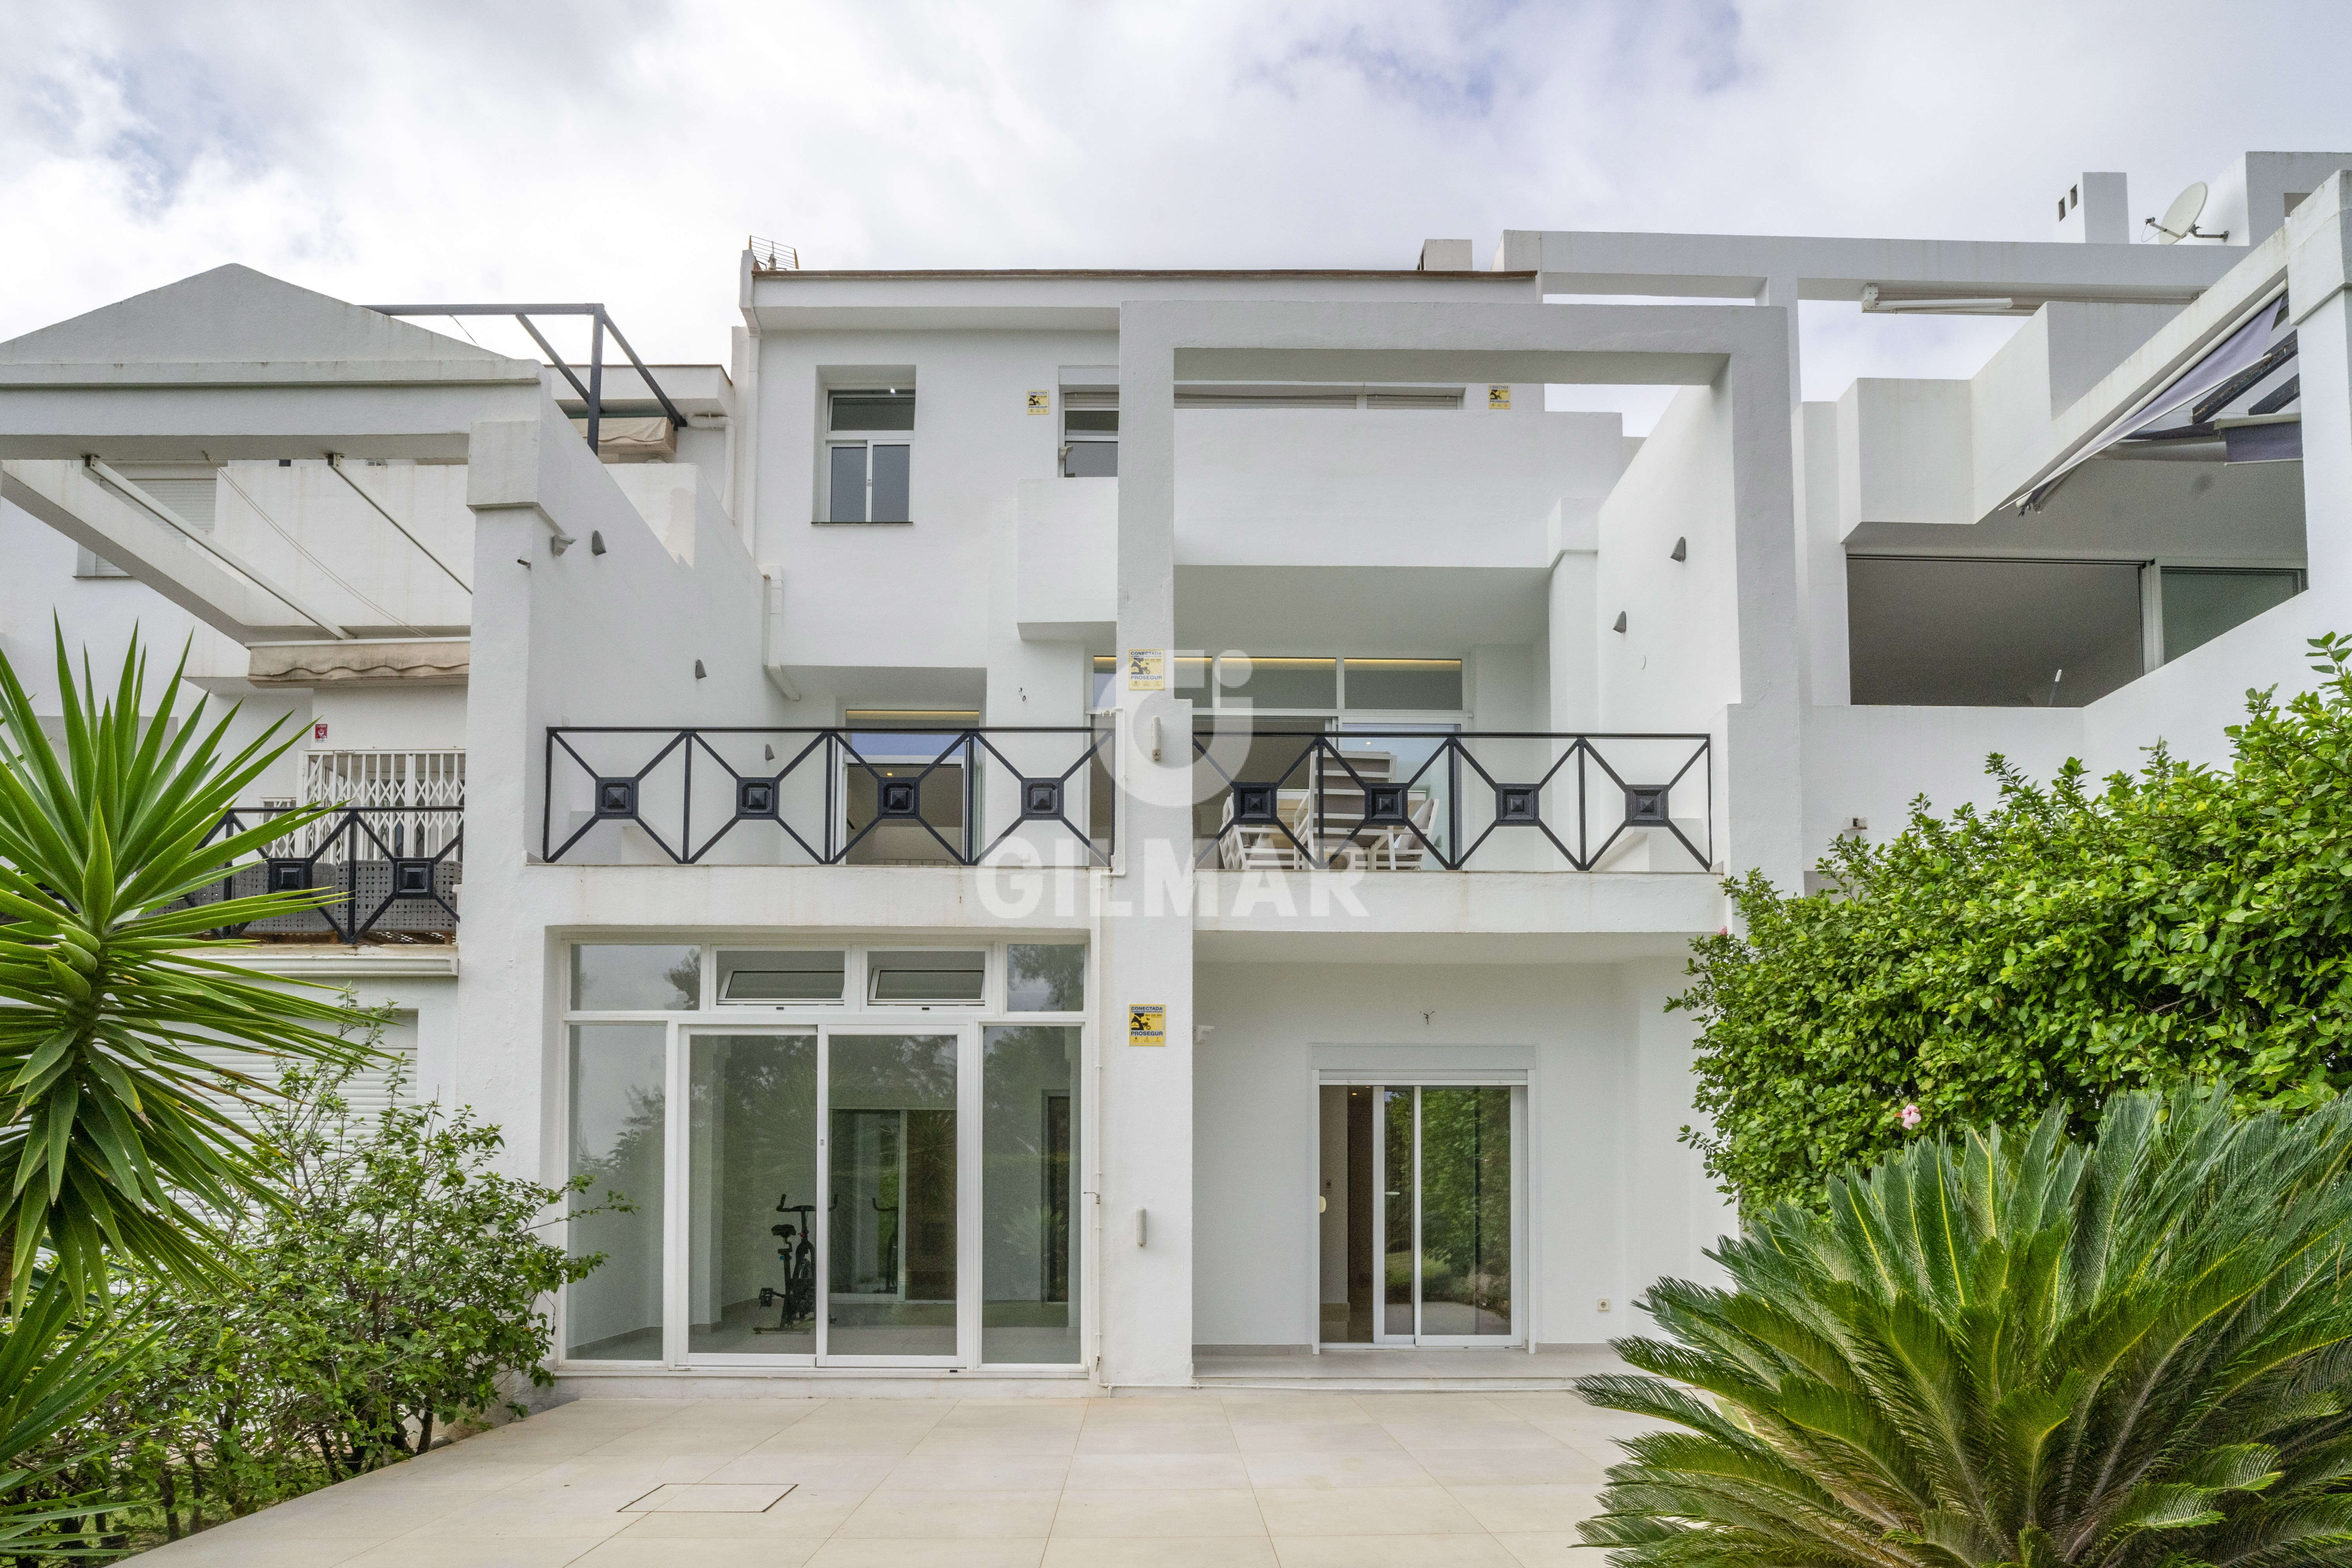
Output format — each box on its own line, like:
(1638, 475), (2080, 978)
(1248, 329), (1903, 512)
(129, 1383), (1652, 1564)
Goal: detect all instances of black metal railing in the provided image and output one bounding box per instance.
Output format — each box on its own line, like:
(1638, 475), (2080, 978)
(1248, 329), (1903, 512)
(542, 726), (1115, 867)
(188, 805), (464, 943)
(1190, 729), (1711, 873)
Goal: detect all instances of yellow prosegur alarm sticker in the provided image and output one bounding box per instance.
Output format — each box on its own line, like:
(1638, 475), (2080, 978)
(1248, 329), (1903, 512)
(1027, 390), (1051, 414)
(1127, 650), (1166, 691)
(1487, 384), (1511, 410)
(1127, 1005), (1167, 1046)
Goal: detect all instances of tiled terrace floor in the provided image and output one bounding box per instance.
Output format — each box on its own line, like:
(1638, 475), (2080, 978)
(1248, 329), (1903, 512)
(139, 1390), (1657, 1566)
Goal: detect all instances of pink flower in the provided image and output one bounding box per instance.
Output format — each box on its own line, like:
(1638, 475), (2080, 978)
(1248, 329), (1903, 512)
(1899, 1103), (1922, 1129)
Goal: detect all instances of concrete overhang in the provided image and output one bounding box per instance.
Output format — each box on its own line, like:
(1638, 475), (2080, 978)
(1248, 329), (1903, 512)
(1195, 868), (1723, 948)
(1506, 229), (2242, 308)
(1132, 301), (1756, 388)
(744, 270), (1543, 334)
(544, 363), (733, 422)
(0, 263), (546, 461)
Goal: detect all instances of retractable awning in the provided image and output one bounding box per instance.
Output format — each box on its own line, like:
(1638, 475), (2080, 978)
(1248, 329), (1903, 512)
(2018, 291), (2300, 511)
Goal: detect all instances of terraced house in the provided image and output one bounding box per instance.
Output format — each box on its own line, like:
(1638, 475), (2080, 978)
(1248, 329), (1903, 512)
(1, 148), (2345, 1394)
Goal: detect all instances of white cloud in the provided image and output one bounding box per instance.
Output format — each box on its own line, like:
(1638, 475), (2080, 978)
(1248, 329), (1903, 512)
(2, 0), (2345, 400)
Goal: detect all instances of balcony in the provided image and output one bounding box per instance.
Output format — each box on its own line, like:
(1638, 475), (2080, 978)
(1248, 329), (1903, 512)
(188, 804), (464, 943)
(542, 726), (1115, 867)
(537, 723), (1710, 876)
(1192, 728), (1712, 873)
(184, 750), (466, 944)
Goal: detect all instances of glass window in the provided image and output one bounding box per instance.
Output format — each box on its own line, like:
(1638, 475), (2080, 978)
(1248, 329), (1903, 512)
(830, 390), (916, 431)
(1847, 557), (2144, 707)
(716, 950), (845, 1004)
(688, 1034), (817, 1355)
(1417, 1086), (1513, 1337)
(1092, 655), (1115, 711)
(870, 443), (911, 522)
(867, 950), (985, 1004)
(566, 1024), (667, 1360)
(1220, 655), (1338, 710)
(1345, 658), (1463, 711)
(983, 1026), (1081, 1364)
(2162, 567), (2302, 663)
(1007, 945), (1084, 1012)
(828, 1034), (958, 1357)
(572, 944), (701, 1011)
(828, 445), (867, 522)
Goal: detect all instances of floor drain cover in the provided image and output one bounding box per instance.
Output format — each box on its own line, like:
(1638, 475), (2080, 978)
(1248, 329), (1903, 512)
(621, 1483), (797, 1513)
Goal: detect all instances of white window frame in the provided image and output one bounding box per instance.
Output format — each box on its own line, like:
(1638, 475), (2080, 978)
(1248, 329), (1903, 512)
(822, 388), (914, 523)
(554, 939), (1092, 1376)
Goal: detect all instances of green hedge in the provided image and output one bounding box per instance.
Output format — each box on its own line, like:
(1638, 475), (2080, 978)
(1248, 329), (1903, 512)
(1674, 634), (2352, 1211)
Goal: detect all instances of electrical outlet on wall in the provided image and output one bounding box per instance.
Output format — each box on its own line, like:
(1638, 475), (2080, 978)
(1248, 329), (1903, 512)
(1597, 1298), (1612, 1312)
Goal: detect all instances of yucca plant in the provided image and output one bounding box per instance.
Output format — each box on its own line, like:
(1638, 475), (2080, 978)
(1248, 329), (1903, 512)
(0, 627), (371, 1299)
(1580, 1085), (2352, 1568)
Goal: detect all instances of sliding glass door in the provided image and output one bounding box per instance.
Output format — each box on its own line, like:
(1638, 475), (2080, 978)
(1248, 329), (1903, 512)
(1371, 1084), (1519, 1347)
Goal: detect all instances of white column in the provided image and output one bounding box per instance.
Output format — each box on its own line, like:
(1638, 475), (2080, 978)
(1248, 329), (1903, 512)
(1100, 305), (1196, 1387)
(2288, 172), (2352, 599)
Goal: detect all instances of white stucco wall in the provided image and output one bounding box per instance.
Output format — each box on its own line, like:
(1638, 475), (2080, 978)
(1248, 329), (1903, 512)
(1192, 957), (1727, 1352)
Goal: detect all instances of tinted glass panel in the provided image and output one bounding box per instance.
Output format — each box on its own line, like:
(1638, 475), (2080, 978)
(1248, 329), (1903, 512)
(828, 1034), (958, 1356)
(830, 391), (916, 431)
(1221, 655), (1337, 710)
(869, 950), (985, 1004)
(1007, 945), (1084, 1011)
(1063, 441), (1118, 477)
(1064, 410), (1119, 432)
(1345, 658), (1463, 711)
(717, 950), (845, 1003)
(566, 1024), (666, 1360)
(828, 445), (866, 522)
(2162, 568), (2301, 663)
(871, 443), (911, 522)
(983, 1025), (1080, 1363)
(1417, 1087), (1512, 1336)
(688, 1034), (818, 1355)
(1847, 557), (2142, 707)
(1383, 1088), (1413, 1336)
(573, 945), (701, 1011)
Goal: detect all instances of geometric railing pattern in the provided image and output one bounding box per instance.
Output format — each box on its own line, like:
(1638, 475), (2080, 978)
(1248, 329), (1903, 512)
(542, 726), (1114, 867)
(1191, 729), (1712, 873)
(188, 805), (465, 943)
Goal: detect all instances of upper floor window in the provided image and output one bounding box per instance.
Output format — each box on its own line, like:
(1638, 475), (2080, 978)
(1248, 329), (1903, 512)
(1062, 391), (1117, 477)
(826, 389), (914, 522)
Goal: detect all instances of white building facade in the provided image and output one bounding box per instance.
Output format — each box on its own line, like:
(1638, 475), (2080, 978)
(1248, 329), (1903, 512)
(1, 151), (2346, 1393)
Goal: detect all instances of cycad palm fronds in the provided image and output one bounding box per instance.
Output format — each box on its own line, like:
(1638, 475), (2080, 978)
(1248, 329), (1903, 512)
(0, 627), (372, 1298)
(1580, 1086), (2352, 1568)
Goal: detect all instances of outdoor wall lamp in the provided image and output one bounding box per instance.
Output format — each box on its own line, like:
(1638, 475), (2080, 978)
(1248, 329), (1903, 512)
(1613, 611), (1628, 633)
(1671, 536), (1687, 561)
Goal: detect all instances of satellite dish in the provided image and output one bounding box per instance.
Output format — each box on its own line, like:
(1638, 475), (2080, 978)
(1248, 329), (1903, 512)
(2147, 181), (2214, 244)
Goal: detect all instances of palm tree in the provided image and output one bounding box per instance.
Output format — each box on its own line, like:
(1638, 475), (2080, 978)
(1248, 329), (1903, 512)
(0, 628), (371, 1298)
(1579, 1085), (2352, 1568)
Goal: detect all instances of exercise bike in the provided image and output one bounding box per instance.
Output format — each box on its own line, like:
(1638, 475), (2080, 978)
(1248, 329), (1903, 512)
(753, 1192), (818, 1332)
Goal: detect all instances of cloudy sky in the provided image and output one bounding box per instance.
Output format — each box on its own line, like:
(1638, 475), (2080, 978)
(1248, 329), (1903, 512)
(5, 1), (2347, 417)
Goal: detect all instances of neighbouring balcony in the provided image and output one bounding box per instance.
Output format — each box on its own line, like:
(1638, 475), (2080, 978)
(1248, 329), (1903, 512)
(542, 726), (1116, 867)
(184, 749), (466, 944)
(1192, 728), (1712, 873)
(187, 804), (465, 943)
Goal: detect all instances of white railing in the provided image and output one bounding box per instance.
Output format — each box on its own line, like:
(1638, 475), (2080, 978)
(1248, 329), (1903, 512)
(299, 749), (464, 860)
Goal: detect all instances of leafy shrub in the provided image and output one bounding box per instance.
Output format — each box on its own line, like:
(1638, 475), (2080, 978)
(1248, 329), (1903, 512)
(1580, 1085), (2352, 1568)
(1675, 635), (2352, 1211)
(38, 1042), (603, 1548)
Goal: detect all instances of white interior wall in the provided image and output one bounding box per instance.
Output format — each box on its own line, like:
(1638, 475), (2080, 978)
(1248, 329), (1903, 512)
(1192, 958), (1722, 1350)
